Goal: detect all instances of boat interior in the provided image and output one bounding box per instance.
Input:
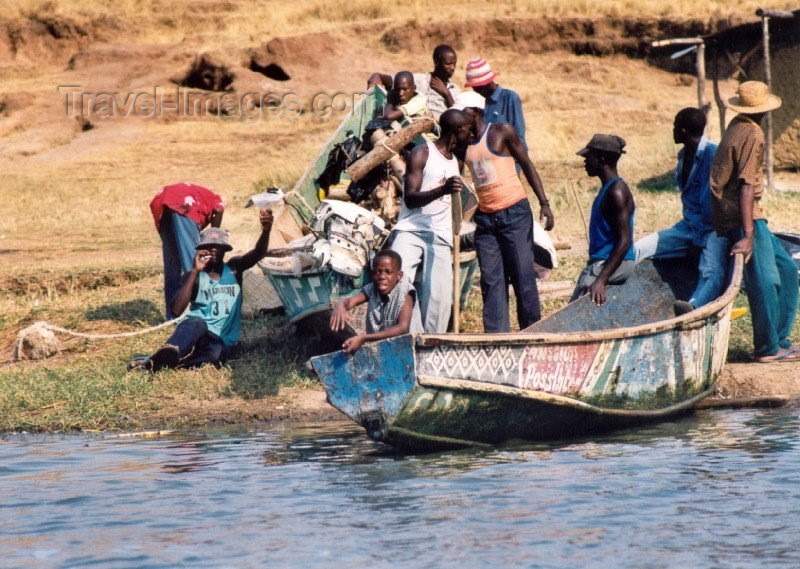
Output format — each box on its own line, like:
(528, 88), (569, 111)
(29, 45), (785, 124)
(524, 257), (734, 334)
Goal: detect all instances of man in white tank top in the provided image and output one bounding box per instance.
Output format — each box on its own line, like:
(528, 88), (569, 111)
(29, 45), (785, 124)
(390, 109), (471, 333)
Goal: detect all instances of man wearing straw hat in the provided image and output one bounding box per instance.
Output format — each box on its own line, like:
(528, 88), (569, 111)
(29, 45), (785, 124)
(710, 80), (799, 362)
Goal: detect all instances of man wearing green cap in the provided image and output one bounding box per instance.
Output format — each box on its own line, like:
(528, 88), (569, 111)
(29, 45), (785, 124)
(130, 211), (274, 371)
(571, 134), (636, 306)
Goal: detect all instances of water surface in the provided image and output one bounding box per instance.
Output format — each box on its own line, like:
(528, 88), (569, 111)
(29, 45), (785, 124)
(2, 408), (799, 568)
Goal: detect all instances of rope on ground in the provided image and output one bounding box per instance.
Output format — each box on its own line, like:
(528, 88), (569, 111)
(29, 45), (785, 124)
(41, 317), (183, 339)
(13, 318), (183, 362)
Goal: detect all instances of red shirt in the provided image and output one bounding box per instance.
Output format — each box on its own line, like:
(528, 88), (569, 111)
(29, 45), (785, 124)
(150, 183), (224, 230)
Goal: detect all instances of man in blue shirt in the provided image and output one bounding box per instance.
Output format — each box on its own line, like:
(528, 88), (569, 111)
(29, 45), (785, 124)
(634, 108), (727, 313)
(465, 58), (527, 151)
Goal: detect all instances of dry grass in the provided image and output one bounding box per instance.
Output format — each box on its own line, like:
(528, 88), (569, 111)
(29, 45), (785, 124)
(3, 0), (798, 39)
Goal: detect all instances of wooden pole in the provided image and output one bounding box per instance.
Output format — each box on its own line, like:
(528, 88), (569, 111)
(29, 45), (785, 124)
(762, 14), (774, 192)
(696, 42), (706, 111)
(346, 118), (435, 182)
(711, 50), (727, 135)
(451, 187), (463, 333)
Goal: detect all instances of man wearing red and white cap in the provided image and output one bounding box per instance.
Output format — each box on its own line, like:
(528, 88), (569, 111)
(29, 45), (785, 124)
(465, 58), (527, 151)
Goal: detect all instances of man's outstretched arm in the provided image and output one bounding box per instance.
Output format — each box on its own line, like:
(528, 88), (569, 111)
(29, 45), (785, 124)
(228, 210), (273, 277)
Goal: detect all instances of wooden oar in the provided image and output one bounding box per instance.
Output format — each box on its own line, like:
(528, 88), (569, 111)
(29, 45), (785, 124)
(451, 181), (464, 333)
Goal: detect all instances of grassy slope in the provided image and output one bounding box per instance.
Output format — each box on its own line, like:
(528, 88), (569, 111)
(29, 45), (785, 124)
(1, 0), (799, 431)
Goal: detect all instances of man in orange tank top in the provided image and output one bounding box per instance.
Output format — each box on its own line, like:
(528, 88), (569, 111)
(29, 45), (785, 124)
(454, 92), (555, 332)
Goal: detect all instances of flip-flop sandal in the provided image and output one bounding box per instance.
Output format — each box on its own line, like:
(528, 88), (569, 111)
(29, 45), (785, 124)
(127, 355), (150, 370)
(755, 347), (800, 363)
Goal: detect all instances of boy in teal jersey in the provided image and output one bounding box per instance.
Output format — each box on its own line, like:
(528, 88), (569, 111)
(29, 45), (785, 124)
(130, 211), (273, 371)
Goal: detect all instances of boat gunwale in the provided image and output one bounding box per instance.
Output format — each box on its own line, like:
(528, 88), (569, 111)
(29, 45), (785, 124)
(415, 374), (718, 417)
(416, 254), (744, 347)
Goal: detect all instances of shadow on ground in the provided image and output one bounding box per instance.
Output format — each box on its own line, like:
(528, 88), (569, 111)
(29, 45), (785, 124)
(85, 299), (164, 325)
(637, 169), (676, 193)
(227, 314), (321, 399)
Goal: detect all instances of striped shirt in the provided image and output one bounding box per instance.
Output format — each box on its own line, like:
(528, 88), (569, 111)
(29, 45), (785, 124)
(709, 115), (766, 233)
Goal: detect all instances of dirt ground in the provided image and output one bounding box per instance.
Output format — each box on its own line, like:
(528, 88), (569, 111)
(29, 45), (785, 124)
(717, 362), (800, 399)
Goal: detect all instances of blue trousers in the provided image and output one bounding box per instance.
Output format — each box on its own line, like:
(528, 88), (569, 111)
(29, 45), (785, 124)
(634, 220), (729, 307)
(166, 316), (228, 368)
(474, 199), (541, 332)
(729, 220), (799, 357)
(158, 210), (200, 319)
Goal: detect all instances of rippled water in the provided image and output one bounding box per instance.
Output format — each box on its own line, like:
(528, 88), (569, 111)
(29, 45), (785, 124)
(2, 408), (800, 568)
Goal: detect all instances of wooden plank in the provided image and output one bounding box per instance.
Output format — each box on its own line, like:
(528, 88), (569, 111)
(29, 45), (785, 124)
(417, 374), (717, 418)
(762, 14), (774, 191)
(696, 42), (706, 110)
(755, 9), (794, 18)
(651, 38), (703, 47)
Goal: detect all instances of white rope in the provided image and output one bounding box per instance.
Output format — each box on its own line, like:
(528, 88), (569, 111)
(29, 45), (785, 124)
(36, 317), (184, 340)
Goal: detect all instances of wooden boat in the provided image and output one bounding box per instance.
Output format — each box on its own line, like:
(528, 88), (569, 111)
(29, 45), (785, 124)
(309, 255), (745, 450)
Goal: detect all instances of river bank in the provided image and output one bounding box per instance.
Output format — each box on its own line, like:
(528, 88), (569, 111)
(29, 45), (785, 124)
(2, 252), (798, 434)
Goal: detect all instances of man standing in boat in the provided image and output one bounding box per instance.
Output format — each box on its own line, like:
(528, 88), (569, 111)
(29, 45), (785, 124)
(709, 81), (799, 363)
(367, 45), (460, 120)
(634, 108), (728, 315)
(454, 91), (554, 332)
(571, 135), (636, 306)
(389, 109), (471, 333)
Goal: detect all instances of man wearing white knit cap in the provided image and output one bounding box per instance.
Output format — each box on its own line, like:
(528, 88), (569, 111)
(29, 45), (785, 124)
(465, 58), (527, 151)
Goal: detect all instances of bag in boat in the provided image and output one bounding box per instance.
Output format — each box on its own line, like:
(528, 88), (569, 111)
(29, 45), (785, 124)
(315, 131), (364, 192)
(309, 200), (389, 277)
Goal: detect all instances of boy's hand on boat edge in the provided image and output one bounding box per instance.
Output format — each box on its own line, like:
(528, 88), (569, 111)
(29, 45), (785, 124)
(589, 280), (607, 307)
(342, 335), (366, 354)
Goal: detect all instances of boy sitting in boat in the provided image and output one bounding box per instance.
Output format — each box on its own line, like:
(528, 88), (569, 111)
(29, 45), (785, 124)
(330, 250), (423, 353)
(383, 71), (430, 123)
(571, 134), (636, 307)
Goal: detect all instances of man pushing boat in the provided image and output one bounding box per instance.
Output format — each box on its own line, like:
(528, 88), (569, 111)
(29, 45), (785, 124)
(571, 134), (636, 307)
